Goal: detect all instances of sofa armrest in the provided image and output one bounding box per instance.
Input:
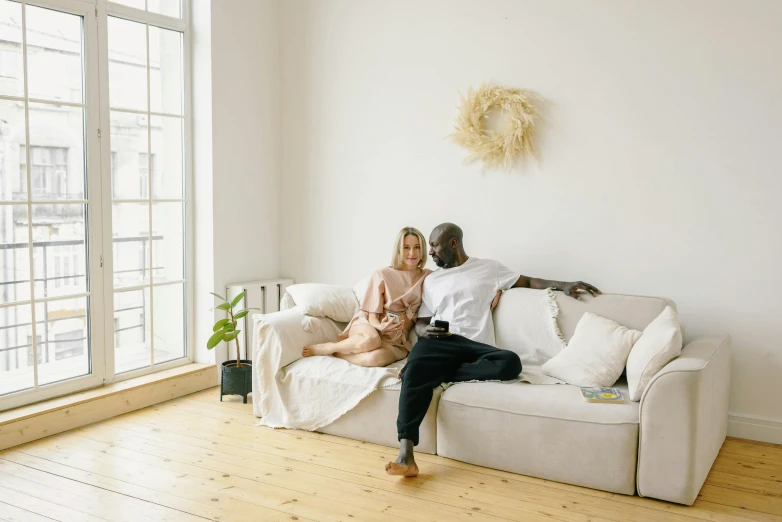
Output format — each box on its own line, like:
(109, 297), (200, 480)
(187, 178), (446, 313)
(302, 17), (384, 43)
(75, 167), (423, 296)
(250, 308), (342, 417)
(637, 333), (732, 505)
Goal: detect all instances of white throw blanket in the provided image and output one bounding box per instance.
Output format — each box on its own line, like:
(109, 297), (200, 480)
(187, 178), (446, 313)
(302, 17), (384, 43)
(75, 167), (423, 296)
(252, 308), (400, 430)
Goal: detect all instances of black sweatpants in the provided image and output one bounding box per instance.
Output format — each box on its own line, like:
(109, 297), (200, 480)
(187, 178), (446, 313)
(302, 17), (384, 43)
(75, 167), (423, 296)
(397, 335), (522, 445)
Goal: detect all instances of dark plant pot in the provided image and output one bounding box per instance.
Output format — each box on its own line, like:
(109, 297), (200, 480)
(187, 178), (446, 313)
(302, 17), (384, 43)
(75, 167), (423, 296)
(220, 359), (252, 404)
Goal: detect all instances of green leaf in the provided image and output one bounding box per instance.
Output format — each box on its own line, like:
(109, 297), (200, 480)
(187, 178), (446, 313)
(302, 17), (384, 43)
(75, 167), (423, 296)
(230, 291), (247, 309)
(224, 322), (235, 332)
(212, 318), (229, 332)
(206, 330), (225, 349)
(216, 302), (231, 311)
(234, 310), (249, 320)
(210, 291), (226, 302)
(223, 330), (240, 342)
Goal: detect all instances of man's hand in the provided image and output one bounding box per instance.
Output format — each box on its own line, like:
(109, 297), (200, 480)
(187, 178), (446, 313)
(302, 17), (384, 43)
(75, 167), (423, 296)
(490, 290), (502, 311)
(422, 324), (450, 339)
(559, 281), (601, 301)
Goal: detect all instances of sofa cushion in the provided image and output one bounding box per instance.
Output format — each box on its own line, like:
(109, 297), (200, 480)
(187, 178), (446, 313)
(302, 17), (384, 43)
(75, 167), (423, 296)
(554, 292), (673, 342)
(318, 380), (441, 455)
(437, 380), (639, 495)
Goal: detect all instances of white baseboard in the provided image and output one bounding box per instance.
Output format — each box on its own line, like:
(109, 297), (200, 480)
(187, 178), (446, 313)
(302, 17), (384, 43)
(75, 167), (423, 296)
(728, 412), (782, 444)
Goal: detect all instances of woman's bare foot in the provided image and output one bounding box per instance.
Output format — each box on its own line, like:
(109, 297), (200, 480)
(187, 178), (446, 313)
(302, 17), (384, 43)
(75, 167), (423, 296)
(302, 343), (335, 357)
(386, 438), (417, 476)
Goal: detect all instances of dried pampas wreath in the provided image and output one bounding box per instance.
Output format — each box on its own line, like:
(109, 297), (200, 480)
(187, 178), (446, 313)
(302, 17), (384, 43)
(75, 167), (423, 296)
(451, 84), (536, 170)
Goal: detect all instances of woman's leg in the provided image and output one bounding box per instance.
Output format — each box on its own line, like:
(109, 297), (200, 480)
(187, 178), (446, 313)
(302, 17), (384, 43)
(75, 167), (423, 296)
(335, 346), (397, 367)
(302, 324), (381, 357)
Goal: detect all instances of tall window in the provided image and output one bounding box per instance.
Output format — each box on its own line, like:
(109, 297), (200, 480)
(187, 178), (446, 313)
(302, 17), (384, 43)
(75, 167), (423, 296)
(0, 0), (190, 410)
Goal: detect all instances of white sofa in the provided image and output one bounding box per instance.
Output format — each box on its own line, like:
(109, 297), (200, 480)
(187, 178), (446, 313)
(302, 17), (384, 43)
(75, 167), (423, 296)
(253, 287), (731, 505)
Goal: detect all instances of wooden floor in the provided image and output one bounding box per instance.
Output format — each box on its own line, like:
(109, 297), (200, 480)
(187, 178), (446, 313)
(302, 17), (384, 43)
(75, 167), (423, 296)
(1, 388), (780, 522)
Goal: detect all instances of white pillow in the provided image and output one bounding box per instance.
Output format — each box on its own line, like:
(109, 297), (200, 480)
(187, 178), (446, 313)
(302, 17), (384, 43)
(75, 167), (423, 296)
(626, 306), (682, 401)
(285, 283), (358, 322)
(542, 312), (642, 387)
(493, 288), (566, 366)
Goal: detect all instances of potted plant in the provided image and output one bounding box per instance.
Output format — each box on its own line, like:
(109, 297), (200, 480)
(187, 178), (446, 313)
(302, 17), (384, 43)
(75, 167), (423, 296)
(207, 290), (257, 403)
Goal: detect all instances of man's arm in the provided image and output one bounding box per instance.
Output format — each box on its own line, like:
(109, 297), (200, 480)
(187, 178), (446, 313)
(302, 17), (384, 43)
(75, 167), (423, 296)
(513, 275), (601, 301)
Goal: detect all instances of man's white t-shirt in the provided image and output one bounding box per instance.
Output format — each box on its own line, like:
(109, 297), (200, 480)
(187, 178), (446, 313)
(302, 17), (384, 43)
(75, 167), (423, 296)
(418, 257), (520, 347)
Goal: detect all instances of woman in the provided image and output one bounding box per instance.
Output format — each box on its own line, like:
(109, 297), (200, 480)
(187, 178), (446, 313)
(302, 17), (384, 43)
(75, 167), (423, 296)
(302, 227), (431, 367)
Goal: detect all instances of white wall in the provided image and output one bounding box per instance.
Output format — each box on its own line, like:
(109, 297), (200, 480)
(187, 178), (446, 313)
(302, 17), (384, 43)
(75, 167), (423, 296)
(279, 0), (782, 440)
(193, 0), (281, 365)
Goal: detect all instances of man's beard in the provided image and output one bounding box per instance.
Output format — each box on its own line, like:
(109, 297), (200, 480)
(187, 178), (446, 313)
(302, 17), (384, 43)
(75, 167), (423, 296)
(432, 255), (446, 268)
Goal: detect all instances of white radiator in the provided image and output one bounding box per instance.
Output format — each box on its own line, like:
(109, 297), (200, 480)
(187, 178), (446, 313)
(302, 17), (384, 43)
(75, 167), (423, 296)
(225, 278), (294, 361)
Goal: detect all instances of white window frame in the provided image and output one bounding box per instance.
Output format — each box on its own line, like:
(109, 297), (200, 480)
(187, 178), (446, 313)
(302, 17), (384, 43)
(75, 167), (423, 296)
(0, 0), (105, 411)
(0, 0), (193, 411)
(99, 0), (193, 384)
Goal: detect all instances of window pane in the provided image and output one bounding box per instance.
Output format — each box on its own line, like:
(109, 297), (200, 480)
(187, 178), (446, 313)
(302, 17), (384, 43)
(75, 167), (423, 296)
(110, 111), (149, 200)
(150, 115), (182, 198)
(37, 296), (89, 385)
(0, 99), (26, 202)
(110, 0), (145, 10)
(153, 283), (183, 363)
(30, 204), (87, 299)
(149, 26), (182, 115)
(0, 205), (30, 304)
(114, 287), (150, 374)
(112, 202), (150, 288)
(147, 0), (181, 19)
(25, 5), (83, 104)
(108, 17), (147, 112)
(0, 303), (35, 395)
(27, 103), (85, 201)
(152, 202), (182, 283)
(0, 0), (23, 98)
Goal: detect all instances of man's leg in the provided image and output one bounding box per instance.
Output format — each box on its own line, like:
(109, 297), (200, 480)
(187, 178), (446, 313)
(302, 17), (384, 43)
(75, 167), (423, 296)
(387, 337), (462, 476)
(449, 338), (522, 383)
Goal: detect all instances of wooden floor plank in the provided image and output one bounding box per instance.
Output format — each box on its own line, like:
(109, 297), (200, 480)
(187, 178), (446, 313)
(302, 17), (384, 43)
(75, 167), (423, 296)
(90, 398), (753, 522)
(0, 451), (299, 522)
(8, 442), (350, 522)
(67, 423), (612, 522)
(0, 483), (108, 522)
(0, 458), (203, 522)
(20, 432), (581, 522)
(0, 502), (58, 522)
(131, 397), (775, 522)
(706, 471), (782, 498)
(3, 385), (781, 522)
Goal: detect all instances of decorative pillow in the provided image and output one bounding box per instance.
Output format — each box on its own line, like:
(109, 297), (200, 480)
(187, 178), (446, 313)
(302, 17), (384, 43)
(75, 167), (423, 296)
(493, 288), (566, 366)
(542, 312), (642, 387)
(285, 283), (358, 323)
(626, 306), (682, 401)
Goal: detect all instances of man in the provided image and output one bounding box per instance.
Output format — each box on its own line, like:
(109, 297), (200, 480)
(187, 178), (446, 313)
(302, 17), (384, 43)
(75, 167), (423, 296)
(385, 223), (601, 477)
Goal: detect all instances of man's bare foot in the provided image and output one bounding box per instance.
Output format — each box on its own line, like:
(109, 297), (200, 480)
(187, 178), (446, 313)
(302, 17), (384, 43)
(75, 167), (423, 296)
(385, 460), (418, 477)
(386, 438), (417, 476)
(302, 343), (335, 357)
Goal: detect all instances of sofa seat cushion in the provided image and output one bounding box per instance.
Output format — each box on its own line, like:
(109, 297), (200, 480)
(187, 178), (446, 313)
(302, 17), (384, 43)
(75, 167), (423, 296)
(436, 381), (639, 495)
(318, 381), (441, 455)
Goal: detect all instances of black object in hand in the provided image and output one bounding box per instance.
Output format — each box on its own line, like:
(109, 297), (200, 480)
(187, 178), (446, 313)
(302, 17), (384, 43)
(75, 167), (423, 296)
(433, 320), (449, 333)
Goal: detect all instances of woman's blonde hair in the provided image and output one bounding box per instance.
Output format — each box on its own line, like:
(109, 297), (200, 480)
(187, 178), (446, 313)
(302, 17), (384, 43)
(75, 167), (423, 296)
(391, 227), (427, 270)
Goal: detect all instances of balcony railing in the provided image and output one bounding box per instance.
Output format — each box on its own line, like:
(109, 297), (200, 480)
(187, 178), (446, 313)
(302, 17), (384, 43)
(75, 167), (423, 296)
(0, 235), (163, 365)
